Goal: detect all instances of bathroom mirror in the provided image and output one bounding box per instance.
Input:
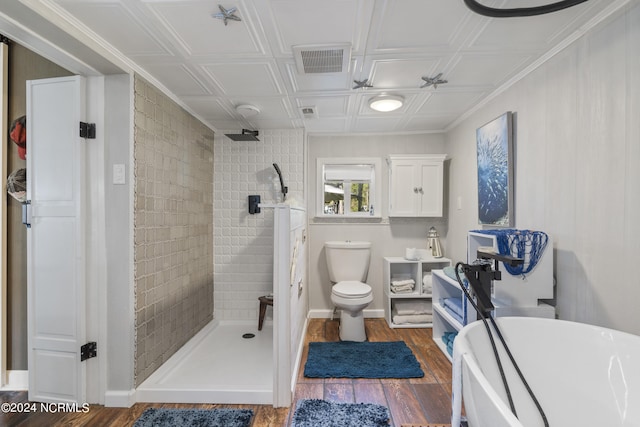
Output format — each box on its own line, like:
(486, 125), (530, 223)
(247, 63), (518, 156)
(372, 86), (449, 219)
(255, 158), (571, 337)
(316, 157), (381, 218)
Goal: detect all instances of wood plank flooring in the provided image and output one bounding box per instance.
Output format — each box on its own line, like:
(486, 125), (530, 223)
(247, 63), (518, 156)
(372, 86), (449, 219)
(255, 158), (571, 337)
(0, 319), (453, 427)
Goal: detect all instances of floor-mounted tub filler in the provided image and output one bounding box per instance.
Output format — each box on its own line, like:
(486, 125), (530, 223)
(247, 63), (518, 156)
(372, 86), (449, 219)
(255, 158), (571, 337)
(452, 317), (640, 426)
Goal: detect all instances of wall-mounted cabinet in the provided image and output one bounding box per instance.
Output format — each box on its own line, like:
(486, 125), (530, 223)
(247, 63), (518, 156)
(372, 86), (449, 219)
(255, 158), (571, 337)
(387, 154), (447, 217)
(383, 256), (451, 328)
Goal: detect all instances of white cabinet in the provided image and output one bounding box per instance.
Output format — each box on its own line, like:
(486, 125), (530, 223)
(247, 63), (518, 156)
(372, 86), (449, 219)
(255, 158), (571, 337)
(388, 154), (447, 217)
(383, 257), (451, 328)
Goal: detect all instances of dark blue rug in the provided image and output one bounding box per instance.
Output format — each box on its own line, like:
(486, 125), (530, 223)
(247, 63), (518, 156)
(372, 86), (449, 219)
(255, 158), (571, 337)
(133, 408), (253, 427)
(304, 341), (424, 378)
(292, 399), (390, 427)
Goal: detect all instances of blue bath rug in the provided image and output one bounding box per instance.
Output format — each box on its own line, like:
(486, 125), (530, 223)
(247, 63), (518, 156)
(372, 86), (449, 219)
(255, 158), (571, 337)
(292, 399), (390, 427)
(133, 407), (253, 427)
(304, 341), (424, 378)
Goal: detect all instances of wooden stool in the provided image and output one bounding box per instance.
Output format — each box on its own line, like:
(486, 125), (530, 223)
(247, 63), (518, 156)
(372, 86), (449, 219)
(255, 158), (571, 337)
(258, 295), (273, 331)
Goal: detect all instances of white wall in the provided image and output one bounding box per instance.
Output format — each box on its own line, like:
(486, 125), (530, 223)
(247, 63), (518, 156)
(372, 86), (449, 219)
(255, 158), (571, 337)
(307, 133), (448, 315)
(213, 129), (305, 321)
(104, 74), (135, 401)
(445, 4), (640, 335)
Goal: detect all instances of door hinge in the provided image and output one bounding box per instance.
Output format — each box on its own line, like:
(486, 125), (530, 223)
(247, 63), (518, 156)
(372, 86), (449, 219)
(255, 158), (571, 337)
(21, 200), (31, 229)
(80, 342), (97, 361)
(79, 122), (96, 139)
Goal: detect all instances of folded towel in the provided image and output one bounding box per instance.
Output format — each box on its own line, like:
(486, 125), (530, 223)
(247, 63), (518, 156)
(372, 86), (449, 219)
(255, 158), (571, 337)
(442, 331), (457, 342)
(391, 278), (415, 293)
(392, 309), (433, 325)
(391, 279), (415, 287)
(421, 273), (432, 294)
(393, 300), (432, 315)
(391, 286), (414, 294)
(442, 331), (458, 353)
(422, 272), (432, 287)
(442, 303), (463, 325)
(443, 297), (464, 318)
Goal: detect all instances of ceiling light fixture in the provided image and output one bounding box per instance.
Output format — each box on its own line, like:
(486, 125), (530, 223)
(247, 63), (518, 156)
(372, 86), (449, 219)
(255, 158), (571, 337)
(235, 104), (260, 117)
(369, 95), (404, 112)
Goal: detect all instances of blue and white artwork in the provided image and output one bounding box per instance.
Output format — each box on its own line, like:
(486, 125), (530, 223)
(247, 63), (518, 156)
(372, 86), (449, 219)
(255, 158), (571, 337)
(476, 112), (514, 226)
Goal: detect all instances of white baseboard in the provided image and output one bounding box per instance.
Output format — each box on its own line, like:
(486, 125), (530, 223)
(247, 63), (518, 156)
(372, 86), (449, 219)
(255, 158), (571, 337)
(104, 389), (136, 407)
(1, 370), (28, 390)
(365, 309), (385, 318)
(307, 308), (385, 319)
(290, 317), (309, 396)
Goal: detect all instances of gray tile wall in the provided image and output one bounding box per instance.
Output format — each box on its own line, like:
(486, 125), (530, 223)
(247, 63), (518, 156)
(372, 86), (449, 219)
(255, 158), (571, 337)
(133, 75), (214, 386)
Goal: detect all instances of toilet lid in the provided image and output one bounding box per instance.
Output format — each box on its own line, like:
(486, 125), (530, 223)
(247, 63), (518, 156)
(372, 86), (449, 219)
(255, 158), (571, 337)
(332, 281), (372, 298)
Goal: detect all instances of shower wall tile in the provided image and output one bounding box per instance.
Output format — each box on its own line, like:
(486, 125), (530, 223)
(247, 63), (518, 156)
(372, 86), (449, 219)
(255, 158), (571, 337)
(133, 75), (214, 386)
(214, 129), (304, 321)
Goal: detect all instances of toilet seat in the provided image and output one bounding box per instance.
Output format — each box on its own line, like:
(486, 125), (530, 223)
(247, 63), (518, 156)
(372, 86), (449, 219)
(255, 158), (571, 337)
(332, 281), (372, 299)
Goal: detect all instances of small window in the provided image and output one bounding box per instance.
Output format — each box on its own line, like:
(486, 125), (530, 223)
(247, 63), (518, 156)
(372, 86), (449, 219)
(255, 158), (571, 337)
(317, 158), (381, 217)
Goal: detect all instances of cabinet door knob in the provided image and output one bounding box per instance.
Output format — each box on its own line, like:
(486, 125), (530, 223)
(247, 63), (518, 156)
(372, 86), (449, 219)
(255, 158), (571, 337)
(413, 187), (418, 193)
(418, 187), (423, 194)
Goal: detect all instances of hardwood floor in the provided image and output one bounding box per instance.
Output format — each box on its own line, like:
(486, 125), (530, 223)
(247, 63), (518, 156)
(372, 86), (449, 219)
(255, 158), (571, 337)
(0, 319), (453, 427)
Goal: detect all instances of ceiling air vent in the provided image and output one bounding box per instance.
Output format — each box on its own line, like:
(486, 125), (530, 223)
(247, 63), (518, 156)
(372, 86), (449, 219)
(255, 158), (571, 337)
(293, 43), (351, 74)
(299, 106), (318, 119)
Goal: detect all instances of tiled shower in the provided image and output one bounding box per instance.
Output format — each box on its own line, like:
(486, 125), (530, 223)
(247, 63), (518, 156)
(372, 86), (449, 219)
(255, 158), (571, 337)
(213, 129), (304, 321)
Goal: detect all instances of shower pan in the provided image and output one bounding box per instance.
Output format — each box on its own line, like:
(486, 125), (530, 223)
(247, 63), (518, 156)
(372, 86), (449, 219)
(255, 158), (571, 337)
(136, 204), (307, 407)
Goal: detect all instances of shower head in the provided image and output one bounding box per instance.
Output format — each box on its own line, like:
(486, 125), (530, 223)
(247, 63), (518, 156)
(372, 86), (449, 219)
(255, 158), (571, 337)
(273, 163), (288, 201)
(225, 129), (260, 141)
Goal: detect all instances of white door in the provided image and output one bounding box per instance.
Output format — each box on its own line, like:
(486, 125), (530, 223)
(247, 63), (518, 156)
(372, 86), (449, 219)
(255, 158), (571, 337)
(26, 76), (87, 403)
(417, 161), (444, 217)
(389, 160), (418, 216)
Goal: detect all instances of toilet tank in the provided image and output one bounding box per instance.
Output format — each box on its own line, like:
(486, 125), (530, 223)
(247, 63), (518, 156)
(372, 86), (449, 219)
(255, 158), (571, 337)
(324, 241), (372, 283)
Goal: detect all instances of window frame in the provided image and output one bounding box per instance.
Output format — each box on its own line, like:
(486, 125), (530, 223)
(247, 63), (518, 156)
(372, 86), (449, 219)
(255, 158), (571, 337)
(316, 157), (381, 218)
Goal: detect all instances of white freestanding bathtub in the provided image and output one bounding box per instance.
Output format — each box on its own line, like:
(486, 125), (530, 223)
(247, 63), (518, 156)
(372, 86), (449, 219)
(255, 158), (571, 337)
(452, 317), (640, 427)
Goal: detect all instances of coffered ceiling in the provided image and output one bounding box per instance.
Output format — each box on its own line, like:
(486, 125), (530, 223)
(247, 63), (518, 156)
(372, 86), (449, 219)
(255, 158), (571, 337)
(1, 0), (627, 134)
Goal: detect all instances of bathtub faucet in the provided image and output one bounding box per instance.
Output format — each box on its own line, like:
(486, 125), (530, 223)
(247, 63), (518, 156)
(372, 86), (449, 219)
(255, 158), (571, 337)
(461, 249), (523, 320)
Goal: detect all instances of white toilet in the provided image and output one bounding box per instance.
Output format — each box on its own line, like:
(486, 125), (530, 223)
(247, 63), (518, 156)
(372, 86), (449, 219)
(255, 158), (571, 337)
(324, 241), (373, 342)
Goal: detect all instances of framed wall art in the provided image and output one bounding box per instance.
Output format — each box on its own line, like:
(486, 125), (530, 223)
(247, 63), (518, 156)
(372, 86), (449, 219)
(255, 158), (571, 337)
(476, 111), (515, 226)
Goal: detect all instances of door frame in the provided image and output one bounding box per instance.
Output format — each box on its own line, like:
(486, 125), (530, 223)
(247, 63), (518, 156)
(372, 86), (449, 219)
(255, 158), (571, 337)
(85, 75), (107, 404)
(0, 38), (8, 389)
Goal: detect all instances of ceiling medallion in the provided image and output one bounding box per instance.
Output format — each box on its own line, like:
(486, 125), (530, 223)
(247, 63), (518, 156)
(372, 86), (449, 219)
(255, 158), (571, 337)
(369, 95), (404, 112)
(421, 73), (448, 89)
(213, 5), (241, 26)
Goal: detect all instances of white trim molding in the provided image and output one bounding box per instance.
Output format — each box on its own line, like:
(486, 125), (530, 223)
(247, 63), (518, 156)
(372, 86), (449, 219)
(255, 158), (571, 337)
(104, 389), (136, 408)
